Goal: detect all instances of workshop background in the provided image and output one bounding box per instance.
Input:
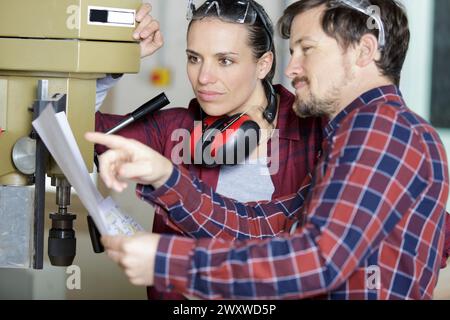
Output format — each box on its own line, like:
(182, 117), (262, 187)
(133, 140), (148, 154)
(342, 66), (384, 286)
(1, 0), (449, 299)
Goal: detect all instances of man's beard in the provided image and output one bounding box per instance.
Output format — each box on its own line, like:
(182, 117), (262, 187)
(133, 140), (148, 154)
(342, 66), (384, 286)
(292, 65), (354, 118)
(293, 87), (338, 118)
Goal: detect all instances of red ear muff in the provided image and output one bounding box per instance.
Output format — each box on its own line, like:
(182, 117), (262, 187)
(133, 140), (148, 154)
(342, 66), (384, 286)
(206, 114), (252, 158)
(190, 114), (260, 167)
(190, 81), (276, 167)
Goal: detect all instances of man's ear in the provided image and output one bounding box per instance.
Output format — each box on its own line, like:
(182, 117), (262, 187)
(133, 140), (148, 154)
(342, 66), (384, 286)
(356, 34), (380, 68)
(257, 51), (274, 79)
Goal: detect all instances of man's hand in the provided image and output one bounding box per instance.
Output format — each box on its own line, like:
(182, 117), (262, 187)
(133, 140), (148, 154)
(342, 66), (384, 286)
(134, 3), (163, 58)
(85, 132), (173, 192)
(101, 233), (161, 286)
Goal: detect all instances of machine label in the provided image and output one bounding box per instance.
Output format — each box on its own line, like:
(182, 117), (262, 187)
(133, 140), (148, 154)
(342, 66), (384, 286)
(88, 6), (136, 28)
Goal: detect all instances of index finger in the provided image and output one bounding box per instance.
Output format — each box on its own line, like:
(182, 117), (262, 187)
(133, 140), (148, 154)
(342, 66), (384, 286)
(136, 3), (152, 22)
(85, 132), (130, 150)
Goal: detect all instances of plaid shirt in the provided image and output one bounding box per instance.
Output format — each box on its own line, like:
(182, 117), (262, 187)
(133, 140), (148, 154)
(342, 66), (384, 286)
(138, 86), (449, 300)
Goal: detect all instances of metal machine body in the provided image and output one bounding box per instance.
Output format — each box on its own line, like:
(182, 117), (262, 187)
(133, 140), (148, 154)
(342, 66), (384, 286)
(0, 0), (141, 269)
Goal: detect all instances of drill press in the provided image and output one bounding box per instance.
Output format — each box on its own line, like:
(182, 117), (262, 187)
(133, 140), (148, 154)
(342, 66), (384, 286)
(0, 0), (141, 269)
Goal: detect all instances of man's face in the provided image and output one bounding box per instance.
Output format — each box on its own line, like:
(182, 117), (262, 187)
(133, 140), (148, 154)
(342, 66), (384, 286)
(285, 5), (356, 119)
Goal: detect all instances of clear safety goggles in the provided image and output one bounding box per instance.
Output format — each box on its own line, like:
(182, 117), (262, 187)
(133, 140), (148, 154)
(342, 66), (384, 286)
(186, 0), (273, 48)
(332, 0), (386, 48)
(186, 0), (256, 23)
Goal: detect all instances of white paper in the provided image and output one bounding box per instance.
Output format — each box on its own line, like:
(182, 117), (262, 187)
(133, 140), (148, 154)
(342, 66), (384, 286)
(32, 104), (143, 236)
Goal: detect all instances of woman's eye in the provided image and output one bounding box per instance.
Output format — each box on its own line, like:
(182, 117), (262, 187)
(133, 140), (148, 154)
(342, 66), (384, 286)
(188, 55), (200, 64)
(302, 47), (312, 53)
(219, 58), (233, 66)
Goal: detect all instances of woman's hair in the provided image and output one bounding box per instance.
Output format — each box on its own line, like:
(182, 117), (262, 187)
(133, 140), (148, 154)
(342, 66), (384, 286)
(187, 0), (277, 83)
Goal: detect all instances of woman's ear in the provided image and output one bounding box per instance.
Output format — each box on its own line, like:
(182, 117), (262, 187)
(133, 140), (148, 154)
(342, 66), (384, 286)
(257, 51), (274, 80)
(356, 34), (380, 68)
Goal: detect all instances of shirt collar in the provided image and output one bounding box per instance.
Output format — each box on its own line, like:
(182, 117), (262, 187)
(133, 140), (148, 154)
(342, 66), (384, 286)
(274, 84), (302, 141)
(324, 85), (403, 140)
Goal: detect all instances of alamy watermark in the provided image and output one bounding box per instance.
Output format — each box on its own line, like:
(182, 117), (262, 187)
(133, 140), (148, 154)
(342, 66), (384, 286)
(366, 5), (381, 31)
(66, 265), (81, 290)
(66, 5), (80, 30)
(170, 123), (281, 175)
(366, 265), (381, 290)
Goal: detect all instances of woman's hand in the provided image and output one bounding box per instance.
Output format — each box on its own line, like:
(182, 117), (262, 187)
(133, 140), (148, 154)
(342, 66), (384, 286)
(101, 233), (161, 286)
(134, 3), (164, 58)
(85, 132), (173, 192)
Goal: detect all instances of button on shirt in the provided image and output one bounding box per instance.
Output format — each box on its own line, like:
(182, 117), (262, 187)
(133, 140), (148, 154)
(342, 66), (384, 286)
(138, 85), (449, 300)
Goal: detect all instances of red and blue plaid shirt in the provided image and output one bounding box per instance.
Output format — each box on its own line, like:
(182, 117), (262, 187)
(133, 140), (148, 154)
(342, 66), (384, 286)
(138, 85), (449, 300)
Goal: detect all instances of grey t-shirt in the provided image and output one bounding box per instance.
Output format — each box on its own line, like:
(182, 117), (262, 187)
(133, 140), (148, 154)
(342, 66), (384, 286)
(215, 157), (275, 203)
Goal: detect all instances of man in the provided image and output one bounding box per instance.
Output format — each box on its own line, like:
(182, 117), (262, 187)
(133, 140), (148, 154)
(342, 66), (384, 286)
(87, 0), (449, 299)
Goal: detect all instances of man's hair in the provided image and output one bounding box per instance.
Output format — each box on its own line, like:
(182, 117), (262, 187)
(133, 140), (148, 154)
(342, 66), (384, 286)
(278, 0), (410, 86)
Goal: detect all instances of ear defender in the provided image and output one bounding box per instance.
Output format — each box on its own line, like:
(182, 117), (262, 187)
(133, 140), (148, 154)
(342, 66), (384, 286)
(190, 80), (277, 167)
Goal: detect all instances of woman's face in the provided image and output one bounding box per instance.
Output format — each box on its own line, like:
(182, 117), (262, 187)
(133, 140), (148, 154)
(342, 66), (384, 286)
(186, 18), (263, 116)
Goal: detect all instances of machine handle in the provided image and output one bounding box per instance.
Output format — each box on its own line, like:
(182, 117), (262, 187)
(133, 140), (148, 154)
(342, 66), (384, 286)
(87, 215), (104, 253)
(105, 93), (170, 135)
(131, 92), (170, 121)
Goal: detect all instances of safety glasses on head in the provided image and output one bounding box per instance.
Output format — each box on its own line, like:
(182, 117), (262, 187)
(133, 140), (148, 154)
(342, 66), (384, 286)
(186, 0), (273, 49)
(186, 0), (255, 23)
(332, 0), (386, 48)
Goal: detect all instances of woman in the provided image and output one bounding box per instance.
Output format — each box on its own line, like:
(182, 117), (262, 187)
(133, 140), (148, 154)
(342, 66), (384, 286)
(95, 0), (324, 299)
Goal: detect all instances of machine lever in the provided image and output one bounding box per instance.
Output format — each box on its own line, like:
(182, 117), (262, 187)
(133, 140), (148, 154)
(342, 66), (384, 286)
(105, 92), (170, 135)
